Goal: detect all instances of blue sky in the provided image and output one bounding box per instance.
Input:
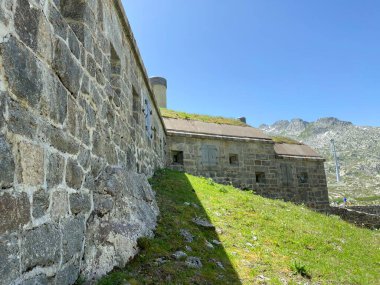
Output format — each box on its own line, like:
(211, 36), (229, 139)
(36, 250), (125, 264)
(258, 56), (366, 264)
(122, 0), (380, 126)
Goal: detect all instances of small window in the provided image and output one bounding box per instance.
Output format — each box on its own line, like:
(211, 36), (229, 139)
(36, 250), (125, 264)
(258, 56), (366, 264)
(132, 88), (140, 123)
(110, 44), (121, 94)
(256, 172), (266, 184)
(229, 154), (238, 165)
(172, 151), (184, 165)
(298, 172), (308, 184)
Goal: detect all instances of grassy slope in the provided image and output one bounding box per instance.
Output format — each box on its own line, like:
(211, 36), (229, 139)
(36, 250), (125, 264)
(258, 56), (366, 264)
(160, 108), (247, 126)
(99, 170), (380, 285)
(270, 136), (302, 145)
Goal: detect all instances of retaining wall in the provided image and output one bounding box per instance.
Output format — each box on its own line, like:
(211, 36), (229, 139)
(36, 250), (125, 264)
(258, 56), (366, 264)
(0, 0), (165, 283)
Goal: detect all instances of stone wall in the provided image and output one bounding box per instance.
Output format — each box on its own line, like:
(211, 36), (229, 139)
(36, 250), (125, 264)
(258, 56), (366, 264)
(346, 205), (380, 216)
(0, 0), (165, 284)
(167, 134), (329, 209)
(329, 207), (380, 229)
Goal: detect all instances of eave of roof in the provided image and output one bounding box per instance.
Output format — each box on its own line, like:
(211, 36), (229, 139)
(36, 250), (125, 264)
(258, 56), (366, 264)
(163, 118), (271, 141)
(274, 143), (324, 159)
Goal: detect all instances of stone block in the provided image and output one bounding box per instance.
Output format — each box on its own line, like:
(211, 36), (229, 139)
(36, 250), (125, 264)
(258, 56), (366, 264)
(8, 100), (38, 139)
(48, 2), (67, 40)
(87, 54), (96, 77)
(17, 141), (44, 186)
(0, 192), (30, 234)
(66, 159), (83, 189)
(0, 92), (6, 130)
(21, 224), (60, 271)
(51, 79), (68, 125)
(0, 234), (20, 284)
(50, 190), (68, 220)
(55, 262), (80, 285)
(60, 0), (87, 21)
(61, 217), (85, 263)
(0, 135), (15, 189)
(46, 152), (65, 189)
(14, 0), (40, 51)
(70, 192), (91, 214)
(52, 38), (82, 95)
(32, 189), (50, 219)
(0, 37), (43, 108)
(47, 125), (79, 155)
(68, 29), (81, 60)
(93, 194), (114, 216)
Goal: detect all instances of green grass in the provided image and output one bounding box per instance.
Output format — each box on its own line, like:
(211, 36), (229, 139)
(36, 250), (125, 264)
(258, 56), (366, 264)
(160, 108), (247, 126)
(99, 169), (380, 285)
(271, 136), (302, 145)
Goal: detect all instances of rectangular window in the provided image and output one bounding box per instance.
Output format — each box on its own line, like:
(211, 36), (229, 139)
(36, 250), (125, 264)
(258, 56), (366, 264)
(229, 154), (238, 166)
(201, 145), (218, 166)
(172, 151), (184, 165)
(110, 44), (121, 95)
(256, 172), (266, 184)
(280, 164), (293, 187)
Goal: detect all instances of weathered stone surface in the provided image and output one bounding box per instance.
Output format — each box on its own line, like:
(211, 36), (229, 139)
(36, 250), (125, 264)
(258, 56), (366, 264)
(180, 229), (194, 243)
(21, 224), (61, 270)
(66, 159), (83, 189)
(192, 217), (215, 229)
(185, 256), (203, 269)
(23, 274), (51, 285)
(172, 250), (187, 260)
(0, 192), (30, 234)
(48, 78), (68, 125)
(47, 125), (79, 155)
(83, 167), (159, 279)
(8, 100), (38, 139)
(0, 92), (6, 130)
(55, 262), (80, 285)
(46, 152), (65, 189)
(17, 141), (44, 186)
(93, 194), (114, 216)
(0, 234), (20, 284)
(32, 189), (50, 219)
(50, 190), (69, 220)
(68, 29), (80, 60)
(0, 37), (43, 108)
(61, 217), (85, 262)
(60, 0), (87, 21)
(70, 192), (91, 214)
(0, 135), (15, 189)
(48, 2), (67, 40)
(53, 38), (81, 95)
(14, 0), (40, 51)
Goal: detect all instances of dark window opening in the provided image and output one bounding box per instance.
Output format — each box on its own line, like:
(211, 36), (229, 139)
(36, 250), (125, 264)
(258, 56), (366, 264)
(256, 172), (266, 184)
(229, 154), (238, 165)
(298, 172), (309, 184)
(110, 44), (121, 94)
(132, 88), (140, 123)
(172, 151), (184, 165)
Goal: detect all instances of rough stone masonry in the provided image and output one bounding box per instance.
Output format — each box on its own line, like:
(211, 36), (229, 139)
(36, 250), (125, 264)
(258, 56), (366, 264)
(0, 0), (166, 283)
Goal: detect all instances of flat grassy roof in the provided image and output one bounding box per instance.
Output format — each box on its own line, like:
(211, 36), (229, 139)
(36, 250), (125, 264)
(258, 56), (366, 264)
(271, 136), (303, 145)
(160, 108), (247, 127)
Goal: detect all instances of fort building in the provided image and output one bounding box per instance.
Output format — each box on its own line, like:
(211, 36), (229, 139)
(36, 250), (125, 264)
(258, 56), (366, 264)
(0, 0), (328, 284)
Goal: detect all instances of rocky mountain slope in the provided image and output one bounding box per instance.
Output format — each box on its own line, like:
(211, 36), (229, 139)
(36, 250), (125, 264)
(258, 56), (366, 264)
(259, 118), (380, 203)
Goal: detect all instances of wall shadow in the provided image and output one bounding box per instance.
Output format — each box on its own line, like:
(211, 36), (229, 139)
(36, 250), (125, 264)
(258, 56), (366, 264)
(117, 169), (243, 284)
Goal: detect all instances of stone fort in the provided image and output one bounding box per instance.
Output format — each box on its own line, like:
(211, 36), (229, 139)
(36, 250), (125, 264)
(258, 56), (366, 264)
(0, 0), (329, 284)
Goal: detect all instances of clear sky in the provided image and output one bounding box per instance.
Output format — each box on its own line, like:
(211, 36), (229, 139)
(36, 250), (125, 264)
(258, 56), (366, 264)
(121, 0), (380, 127)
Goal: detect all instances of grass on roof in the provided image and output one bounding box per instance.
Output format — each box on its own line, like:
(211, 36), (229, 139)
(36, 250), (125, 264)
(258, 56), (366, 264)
(271, 136), (302, 145)
(160, 108), (247, 126)
(98, 169), (379, 285)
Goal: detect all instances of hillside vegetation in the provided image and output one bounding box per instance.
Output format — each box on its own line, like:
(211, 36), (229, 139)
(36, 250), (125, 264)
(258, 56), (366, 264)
(98, 170), (379, 285)
(160, 108), (247, 126)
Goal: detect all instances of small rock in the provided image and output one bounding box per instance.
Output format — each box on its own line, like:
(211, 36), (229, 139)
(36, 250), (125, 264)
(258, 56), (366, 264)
(257, 275), (269, 282)
(216, 228), (223, 234)
(185, 256), (202, 269)
(246, 242), (254, 247)
(180, 229), (194, 243)
(154, 257), (168, 266)
(184, 202), (191, 206)
(172, 251), (187, 260)
(212, 239), (222, 245)
(205, 240), (214, 249)
(192, 217), (215, 229)
(185, 245), (192, 251)
(191, 203), (200, 209)
(216, 261), (225, 270)
(252, 236), (258, 241)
